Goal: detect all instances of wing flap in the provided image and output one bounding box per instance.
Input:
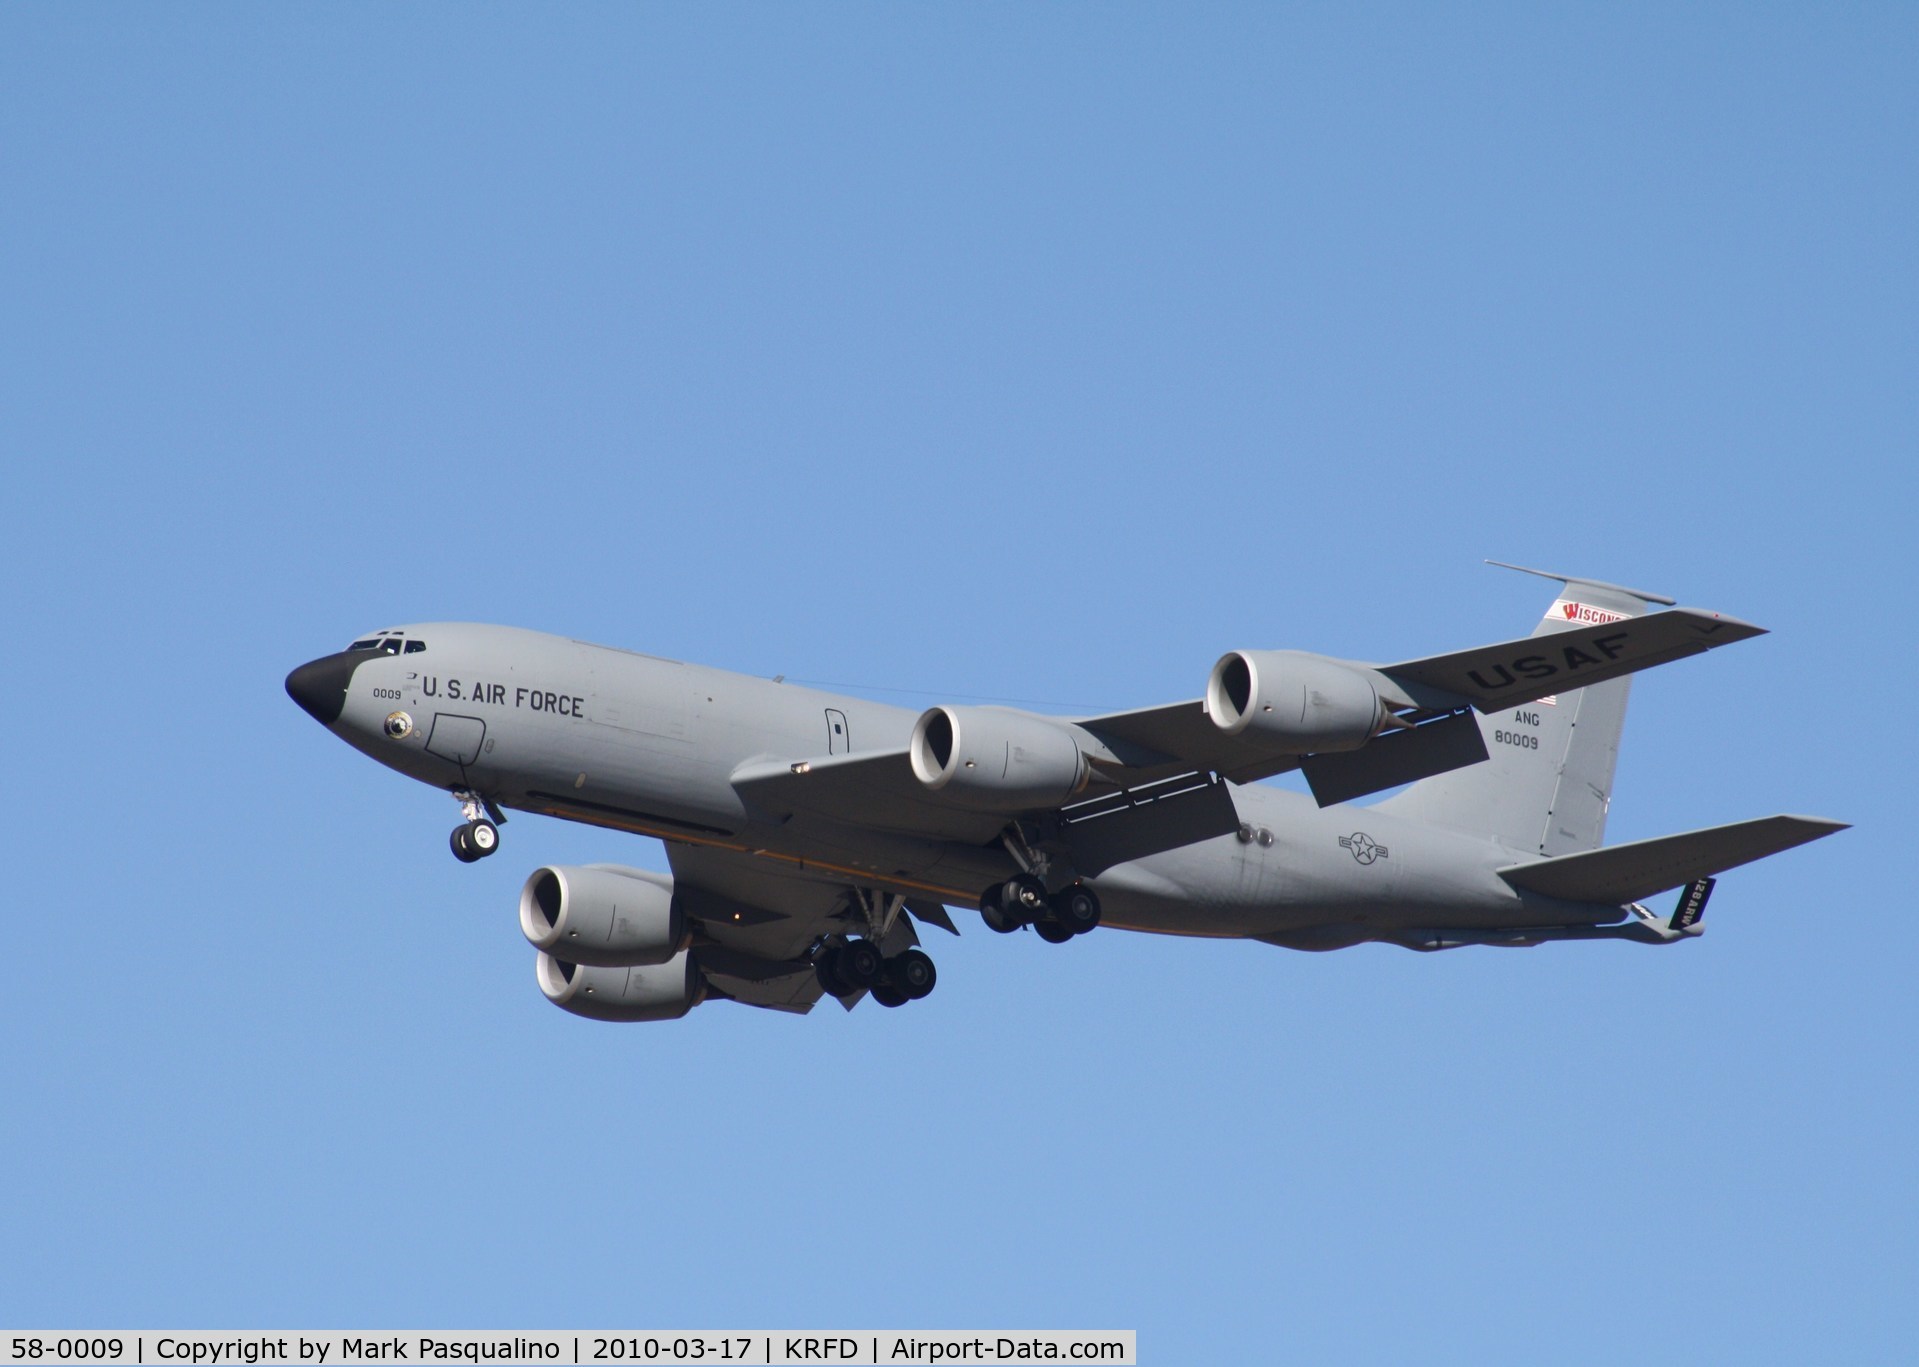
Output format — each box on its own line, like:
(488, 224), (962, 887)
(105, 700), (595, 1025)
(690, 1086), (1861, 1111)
(1497, 815), (1848, 905)
(1060, 773), (1244, 874)
(1300, 709), (1490, 806)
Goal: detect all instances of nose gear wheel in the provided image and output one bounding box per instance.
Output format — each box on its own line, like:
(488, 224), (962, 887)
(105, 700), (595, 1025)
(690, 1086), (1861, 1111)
(447, 790), (502, 862)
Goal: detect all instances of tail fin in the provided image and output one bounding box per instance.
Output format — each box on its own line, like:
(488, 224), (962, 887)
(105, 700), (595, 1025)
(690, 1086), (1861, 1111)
(1376, 565), (1678, 856)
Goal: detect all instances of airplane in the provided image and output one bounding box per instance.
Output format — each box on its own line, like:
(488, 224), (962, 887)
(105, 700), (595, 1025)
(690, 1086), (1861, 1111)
(284, 563), (1845, 1022)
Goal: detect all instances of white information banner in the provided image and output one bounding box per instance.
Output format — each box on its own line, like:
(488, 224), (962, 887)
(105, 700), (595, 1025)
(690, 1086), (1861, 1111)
(0, 1333), (1134, 1366)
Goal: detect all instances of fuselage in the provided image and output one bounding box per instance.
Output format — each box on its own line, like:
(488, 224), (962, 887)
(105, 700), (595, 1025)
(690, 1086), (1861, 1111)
(288, 622), (1622, 948)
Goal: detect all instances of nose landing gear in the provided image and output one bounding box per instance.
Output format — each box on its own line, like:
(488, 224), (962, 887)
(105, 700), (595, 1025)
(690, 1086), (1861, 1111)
(449, 789), (503, 863)
(450, 819), (499, 863)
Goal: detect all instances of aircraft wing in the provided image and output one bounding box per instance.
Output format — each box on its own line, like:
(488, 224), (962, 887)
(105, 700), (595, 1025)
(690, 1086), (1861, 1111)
(1075, 606), (1763, 798)
(732, 602), (1772, 833)
(1380, 607), (1766, 713)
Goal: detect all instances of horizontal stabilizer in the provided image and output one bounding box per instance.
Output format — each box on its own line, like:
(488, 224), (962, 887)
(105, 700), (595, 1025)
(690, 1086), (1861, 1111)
(1498, 815), (1848, 905)
(1384, 607), (1766, 713)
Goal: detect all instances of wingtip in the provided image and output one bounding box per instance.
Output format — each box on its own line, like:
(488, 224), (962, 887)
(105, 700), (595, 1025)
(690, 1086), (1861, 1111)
(1780, 815), (1851, 835)
(1672, 606), (1769, 640)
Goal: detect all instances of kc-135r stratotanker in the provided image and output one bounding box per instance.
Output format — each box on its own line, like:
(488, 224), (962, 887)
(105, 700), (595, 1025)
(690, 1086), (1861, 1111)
(285, 564), (1844, 1022)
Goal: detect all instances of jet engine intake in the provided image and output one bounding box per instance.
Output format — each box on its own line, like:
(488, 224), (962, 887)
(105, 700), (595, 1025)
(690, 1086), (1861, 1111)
(519, 864), (686, 967)
(908, 705), (1090, 812)
(536, 950), (704, 1023)
(1206, 650), (1386, 753)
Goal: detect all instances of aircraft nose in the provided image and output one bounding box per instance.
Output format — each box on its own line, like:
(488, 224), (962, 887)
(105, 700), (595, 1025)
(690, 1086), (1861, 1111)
(285, 652), (362, 726)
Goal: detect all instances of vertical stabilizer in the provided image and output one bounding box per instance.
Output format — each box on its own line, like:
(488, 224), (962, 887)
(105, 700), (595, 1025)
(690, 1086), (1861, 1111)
(1375, 565), (1675, 856)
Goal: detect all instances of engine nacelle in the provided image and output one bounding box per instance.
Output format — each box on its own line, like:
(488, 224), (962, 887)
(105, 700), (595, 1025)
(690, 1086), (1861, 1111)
(536, 949), (704, 1023)
(519, 864), (686, 967)
(908, 705), (1090, 812)
(1206, 650), (1385, 753)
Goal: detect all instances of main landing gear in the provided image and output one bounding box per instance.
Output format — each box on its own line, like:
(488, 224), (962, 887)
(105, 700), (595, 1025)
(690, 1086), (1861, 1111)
(814, 940), (937, 1008)
(449, 789), (502, 863)
(979, 876), (1101, 940)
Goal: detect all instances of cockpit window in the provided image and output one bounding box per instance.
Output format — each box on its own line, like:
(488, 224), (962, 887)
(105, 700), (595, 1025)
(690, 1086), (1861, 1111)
(377, 639), (403, 655)
(404, 640), (426, 654)
(348, 639), (381, 651)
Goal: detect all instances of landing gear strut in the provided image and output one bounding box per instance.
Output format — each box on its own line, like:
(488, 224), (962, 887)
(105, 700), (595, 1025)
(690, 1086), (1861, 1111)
(449, 790), (501, 863)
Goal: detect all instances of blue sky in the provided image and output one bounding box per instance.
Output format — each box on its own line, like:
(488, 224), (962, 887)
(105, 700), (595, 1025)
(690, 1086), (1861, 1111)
(2, 4), (1912, 1360)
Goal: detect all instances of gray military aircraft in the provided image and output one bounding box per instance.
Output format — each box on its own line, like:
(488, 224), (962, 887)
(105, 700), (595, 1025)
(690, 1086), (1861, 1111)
(286, 564), (1844, 1022)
